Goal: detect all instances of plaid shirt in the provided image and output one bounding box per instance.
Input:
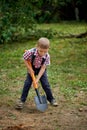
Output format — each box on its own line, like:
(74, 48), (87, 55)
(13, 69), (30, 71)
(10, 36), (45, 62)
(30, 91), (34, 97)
(23, 48), (50, 68)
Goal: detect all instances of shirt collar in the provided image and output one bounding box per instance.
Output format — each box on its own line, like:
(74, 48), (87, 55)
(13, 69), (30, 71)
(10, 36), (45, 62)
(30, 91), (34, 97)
(34, 48), (46, 59)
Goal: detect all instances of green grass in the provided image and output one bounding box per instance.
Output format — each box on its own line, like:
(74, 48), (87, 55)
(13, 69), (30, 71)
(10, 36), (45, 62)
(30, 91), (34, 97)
(0, 22), (87, 105)
(37, 21), (87, 35)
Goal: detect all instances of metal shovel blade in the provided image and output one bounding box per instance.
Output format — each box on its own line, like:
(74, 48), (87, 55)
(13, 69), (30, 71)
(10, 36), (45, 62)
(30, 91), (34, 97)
(34, 95), (48, 112)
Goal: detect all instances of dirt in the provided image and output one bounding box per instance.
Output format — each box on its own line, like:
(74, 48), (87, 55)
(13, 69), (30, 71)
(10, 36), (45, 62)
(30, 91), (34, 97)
(0, 87), (87, 130)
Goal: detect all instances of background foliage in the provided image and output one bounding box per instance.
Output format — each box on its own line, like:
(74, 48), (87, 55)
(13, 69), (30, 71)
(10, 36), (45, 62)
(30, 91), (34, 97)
(0, 0), (87, 43)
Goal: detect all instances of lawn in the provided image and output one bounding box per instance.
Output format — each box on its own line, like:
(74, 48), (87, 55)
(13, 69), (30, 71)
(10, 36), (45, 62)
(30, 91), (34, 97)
(0, 21), (87, 106)
(0, 22), (87, 130)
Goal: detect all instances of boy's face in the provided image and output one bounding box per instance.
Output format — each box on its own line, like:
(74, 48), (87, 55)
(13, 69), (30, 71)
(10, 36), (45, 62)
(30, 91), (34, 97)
(37, 47), (49, 57)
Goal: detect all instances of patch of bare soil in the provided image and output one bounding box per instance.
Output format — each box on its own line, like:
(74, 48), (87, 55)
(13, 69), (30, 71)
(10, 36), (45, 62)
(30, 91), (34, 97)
(0, 88), (87, 130)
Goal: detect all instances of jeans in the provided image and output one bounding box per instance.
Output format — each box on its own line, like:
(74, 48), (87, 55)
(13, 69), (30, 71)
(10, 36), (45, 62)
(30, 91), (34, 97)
(21, 68), (54, 103)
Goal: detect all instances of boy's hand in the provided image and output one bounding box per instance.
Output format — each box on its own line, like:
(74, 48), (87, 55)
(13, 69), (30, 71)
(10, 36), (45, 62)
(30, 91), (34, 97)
(36, 64), (46, 83)
(35, 78), (39, 84)
(32, 79), (38, 87)
(32, 77), (39, 85)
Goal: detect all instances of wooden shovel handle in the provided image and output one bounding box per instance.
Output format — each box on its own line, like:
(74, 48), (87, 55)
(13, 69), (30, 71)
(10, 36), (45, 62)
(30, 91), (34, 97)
(27, 60), (38, 89)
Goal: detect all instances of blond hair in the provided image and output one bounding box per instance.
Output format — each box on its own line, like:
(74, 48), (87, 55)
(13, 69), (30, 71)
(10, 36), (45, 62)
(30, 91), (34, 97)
(37, 37), (50, 49)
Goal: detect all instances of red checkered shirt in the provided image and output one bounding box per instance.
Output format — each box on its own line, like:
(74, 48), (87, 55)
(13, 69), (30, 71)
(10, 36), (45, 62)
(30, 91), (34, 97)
(23, 48), (50, 68)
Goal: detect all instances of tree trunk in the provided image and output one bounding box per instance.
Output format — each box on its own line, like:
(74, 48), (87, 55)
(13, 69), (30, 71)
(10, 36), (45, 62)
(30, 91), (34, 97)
(75, 7), (79, 21)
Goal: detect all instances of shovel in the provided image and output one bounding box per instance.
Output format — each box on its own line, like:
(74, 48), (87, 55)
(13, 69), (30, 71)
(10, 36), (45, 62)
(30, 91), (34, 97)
(27, 60), (48, 112)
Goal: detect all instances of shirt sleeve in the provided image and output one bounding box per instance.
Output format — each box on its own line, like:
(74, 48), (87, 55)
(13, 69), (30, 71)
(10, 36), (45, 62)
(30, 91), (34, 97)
(44, 53), (50, 66)
(23, 48), (34, 60)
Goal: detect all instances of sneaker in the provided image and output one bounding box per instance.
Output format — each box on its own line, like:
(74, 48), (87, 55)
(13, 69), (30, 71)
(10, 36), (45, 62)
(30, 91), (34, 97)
(50, 99), (58, 107)
(15, 99), (24, 110)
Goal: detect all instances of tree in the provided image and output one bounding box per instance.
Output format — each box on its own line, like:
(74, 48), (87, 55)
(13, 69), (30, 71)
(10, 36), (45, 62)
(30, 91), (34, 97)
(0, 0), (35, 43)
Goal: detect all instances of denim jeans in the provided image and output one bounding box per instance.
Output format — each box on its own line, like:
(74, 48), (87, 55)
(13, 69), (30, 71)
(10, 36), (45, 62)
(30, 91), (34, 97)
(21, 68), (54, 103)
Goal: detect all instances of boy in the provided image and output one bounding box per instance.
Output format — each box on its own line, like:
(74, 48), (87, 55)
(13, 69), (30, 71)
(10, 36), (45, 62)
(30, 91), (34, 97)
(16, 37), (58, 109)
